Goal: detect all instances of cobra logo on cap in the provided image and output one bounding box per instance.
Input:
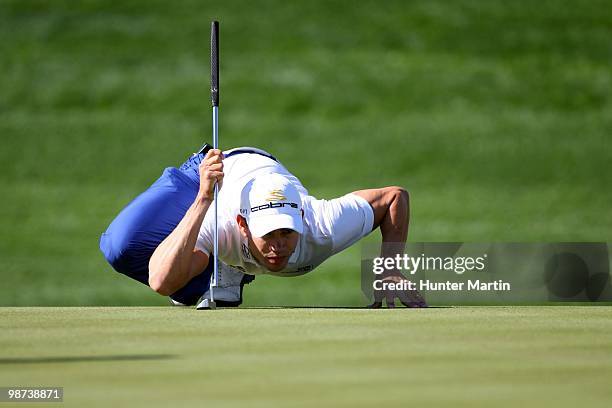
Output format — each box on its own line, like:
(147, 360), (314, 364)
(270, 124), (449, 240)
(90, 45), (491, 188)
(265, 189), (286, 202)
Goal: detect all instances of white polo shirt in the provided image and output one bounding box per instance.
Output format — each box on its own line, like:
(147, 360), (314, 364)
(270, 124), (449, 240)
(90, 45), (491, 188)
(194, 147), (374, 277)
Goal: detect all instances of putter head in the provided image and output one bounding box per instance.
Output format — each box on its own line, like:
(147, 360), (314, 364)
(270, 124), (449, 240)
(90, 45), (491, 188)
(196, 297), (216, 310)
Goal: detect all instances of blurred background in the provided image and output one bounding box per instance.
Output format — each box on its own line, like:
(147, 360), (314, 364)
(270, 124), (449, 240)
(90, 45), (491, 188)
(0, 0), (610, 306)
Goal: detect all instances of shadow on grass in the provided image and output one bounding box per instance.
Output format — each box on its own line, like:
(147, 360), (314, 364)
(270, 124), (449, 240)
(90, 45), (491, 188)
(0, 354), (177, 365)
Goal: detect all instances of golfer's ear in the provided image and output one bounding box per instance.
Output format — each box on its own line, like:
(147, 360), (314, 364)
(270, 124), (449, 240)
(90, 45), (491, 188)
(236, 215), (249, 236)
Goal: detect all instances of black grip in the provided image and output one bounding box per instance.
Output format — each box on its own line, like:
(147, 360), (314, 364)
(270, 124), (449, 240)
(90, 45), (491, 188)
(211, 21), (219, 107)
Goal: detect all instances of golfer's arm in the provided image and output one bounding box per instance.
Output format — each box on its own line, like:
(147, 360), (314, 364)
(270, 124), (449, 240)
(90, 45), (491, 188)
(148, 195), (211, 295)
(353, 186), (410, 258)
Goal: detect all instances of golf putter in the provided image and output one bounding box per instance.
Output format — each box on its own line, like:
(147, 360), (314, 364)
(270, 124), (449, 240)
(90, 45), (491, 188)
(196, 20), (220, 310)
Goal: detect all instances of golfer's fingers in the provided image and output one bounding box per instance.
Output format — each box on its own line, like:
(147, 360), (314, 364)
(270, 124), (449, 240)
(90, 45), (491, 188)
(203, 149), (224, 164)
(399, 297), (423, 308)
(201, 163), (223, 181)
(199, 158), (222, 177)
(207, 171), (224, 181)
(411, 290), (426, 304)
(397, 289), (413, 305)
(367, 301), (383, 309)
(399, 290), (428, 308)
(207, 163), (223, 172)
(372, 281), (385, 303)
(204, 148), (223, 158)
(385, 291), (395, 308)
(205, 156), (223, 167)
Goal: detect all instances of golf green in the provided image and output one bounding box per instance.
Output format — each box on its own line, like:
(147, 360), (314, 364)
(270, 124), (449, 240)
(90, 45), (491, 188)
(2, 307), (611, 407)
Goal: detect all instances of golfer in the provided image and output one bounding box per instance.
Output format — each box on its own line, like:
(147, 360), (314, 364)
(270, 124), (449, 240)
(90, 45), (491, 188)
(100, 145), (426, 308)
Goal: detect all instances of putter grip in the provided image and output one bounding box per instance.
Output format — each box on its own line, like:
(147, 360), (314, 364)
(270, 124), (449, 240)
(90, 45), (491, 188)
(211, 21), (219, 107)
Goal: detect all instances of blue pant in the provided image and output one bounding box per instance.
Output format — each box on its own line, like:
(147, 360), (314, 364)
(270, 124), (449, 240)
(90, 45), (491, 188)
(99, 153), (213, 305)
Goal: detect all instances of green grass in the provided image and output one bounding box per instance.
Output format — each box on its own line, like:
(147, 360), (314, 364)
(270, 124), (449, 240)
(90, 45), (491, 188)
(1, 306), (611, 407)
(0, 1), (611, 306)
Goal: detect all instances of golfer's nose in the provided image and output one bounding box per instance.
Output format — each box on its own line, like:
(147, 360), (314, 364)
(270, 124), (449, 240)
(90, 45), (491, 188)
(269, 237), (285, 252)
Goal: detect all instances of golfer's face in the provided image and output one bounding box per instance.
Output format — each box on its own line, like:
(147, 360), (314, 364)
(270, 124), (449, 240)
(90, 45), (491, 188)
(249, 228), (299, 272)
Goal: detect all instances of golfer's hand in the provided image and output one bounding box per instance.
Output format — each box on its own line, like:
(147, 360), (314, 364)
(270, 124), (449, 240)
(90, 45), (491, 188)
(369, 273), (428, 309)
(198, 149), (224, 201)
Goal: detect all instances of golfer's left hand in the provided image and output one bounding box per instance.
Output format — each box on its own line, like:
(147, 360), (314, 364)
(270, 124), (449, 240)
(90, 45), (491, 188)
(368, 273), (428, 308)
(198, 149), (224, 200)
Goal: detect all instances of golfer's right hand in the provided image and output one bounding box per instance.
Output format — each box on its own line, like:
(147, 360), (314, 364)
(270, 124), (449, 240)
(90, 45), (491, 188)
(198, 149), (224, 201)
(368, 273), (428, 309)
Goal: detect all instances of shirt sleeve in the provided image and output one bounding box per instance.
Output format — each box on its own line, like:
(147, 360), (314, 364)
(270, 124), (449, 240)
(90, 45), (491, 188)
(310, 193), (375, 255)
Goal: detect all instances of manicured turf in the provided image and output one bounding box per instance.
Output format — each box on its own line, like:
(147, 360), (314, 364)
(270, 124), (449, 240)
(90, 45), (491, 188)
(1, 306), (611, 407)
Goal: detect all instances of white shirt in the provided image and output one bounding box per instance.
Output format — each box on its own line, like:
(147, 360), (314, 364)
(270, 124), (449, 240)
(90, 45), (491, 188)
(195, 148), (374, 277)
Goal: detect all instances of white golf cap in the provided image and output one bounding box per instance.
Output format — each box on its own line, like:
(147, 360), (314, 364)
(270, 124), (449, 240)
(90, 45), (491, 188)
(239, 173), (303, 238)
